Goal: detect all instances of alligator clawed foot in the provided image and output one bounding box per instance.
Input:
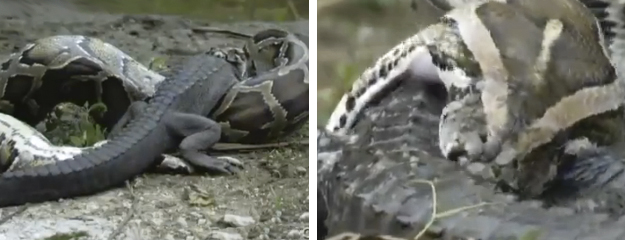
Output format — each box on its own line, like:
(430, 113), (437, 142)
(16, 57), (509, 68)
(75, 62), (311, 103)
(217, 156), (244, 167)
(151, 154), (245, 175)
(187, 155), (244, 175)
(156, 154), (195, 174)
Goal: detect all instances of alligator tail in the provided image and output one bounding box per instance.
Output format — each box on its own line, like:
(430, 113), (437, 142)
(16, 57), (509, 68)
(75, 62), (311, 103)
(0, 108), (168, 207)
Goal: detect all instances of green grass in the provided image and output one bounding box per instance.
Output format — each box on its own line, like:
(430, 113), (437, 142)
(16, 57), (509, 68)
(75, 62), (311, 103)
(43, 231), (89, 240)
(72, 0), (307, 22)
(317, 61), (361, 126)
(43, 56), (169, 146)
(42, 102), (106, 147)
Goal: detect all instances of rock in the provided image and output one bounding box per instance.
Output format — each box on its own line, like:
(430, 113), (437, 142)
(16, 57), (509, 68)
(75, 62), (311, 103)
(219, 214), (255, 227)
(295, 166), (307, 175)
(298, 212), (308, 221)
(270, 211), (283, 223)
(206, 231), (243, 240)
(177, 217), (188, 228)
(466, 162), (485, 175)
(0, 217), (114, 240)
(286, 229), (302, 238)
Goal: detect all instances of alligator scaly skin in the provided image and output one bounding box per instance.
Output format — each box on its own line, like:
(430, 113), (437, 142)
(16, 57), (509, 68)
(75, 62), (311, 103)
(0, 54), (239, 207)
(318, 80), (625, 240)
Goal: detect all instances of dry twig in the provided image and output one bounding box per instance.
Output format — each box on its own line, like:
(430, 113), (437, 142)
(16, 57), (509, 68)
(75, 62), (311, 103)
(323, 178), (501, 240)
(190, 27), (252, 39)
(107, 181), (139, 240)
(0, 206), (27, 225)
(212, 140), (309, 151)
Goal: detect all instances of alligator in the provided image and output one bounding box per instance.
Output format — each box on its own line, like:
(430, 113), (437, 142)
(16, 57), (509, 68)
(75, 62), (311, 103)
(0, 53), (244, 207)
(0, 28), (309, 146)
(318, 79), (625, 240)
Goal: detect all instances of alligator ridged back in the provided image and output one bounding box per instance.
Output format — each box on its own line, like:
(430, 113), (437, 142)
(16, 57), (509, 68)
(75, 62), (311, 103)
(318, 79), (625, 239)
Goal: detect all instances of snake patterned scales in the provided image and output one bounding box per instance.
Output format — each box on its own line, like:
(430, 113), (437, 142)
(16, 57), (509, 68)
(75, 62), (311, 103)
(0, 29), (308, 173)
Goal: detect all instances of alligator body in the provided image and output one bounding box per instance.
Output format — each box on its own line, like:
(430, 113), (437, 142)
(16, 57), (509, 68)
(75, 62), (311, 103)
(0, 110), (192, 175)
(317, 79), (625, 240)
(0, 54), (242, 207)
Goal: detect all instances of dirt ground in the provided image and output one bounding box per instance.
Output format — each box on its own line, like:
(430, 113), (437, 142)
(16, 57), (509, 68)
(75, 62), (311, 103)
(0, 1), (309, 240)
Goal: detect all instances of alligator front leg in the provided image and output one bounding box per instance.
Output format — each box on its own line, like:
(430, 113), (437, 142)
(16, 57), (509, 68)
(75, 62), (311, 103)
(0, 100), (14, 115)
(107, 101), (143, 138)
(164, 112), (244, 175)
(109, 102), (243, 175)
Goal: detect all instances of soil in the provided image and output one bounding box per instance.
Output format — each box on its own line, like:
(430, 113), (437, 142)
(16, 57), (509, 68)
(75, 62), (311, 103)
(0, 1), (309, 240)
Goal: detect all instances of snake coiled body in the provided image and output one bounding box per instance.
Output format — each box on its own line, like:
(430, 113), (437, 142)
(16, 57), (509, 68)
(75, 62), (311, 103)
(0, 29), (308, 144)
(0, 29), (308, 176)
